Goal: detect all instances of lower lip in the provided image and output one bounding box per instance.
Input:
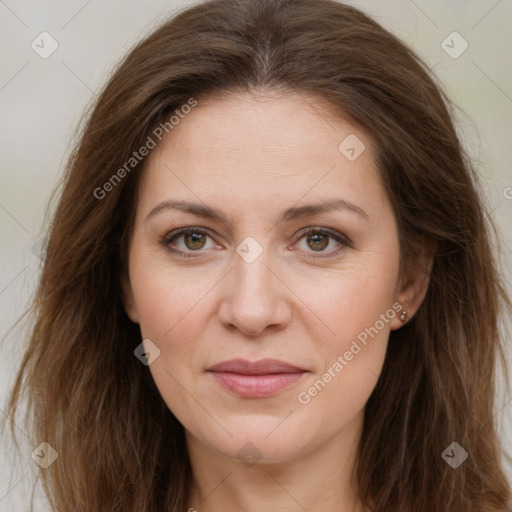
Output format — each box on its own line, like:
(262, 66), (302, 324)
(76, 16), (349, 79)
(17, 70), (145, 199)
(209, 371), (306, 398)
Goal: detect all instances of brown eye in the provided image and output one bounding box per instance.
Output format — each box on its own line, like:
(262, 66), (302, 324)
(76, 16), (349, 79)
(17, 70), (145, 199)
(295, 227), (350, 258)
(160, 228), (216, 257)
(306, 232), (329, 251)
(183, 232), (207, 250)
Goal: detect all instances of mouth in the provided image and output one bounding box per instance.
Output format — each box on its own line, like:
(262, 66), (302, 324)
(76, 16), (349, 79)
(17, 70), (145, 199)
(207, 358), (308, 398)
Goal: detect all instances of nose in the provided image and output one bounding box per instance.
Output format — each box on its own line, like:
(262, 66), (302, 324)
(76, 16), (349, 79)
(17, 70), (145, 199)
(217, 242), (292, 338)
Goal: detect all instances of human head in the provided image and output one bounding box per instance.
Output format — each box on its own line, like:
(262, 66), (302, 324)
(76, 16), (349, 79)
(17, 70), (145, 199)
(5, 1), (510, 511)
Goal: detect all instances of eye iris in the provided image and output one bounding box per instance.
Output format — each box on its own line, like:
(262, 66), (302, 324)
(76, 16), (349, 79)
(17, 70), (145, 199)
(307, 233), (329, 251)
(184, 232), (206, 250)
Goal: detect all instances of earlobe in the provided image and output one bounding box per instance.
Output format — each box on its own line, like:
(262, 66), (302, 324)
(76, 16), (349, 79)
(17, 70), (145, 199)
(391, 236), (437, 331)
(120, 275), (140, 324)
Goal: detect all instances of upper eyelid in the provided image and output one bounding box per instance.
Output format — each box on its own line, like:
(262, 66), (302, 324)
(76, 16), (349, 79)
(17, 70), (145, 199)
(162, 226), (344, 240)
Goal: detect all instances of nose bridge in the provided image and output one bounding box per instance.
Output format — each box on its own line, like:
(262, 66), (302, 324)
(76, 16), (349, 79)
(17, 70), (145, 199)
(232, 237), (276, 302)
(217, 235), (290, 335)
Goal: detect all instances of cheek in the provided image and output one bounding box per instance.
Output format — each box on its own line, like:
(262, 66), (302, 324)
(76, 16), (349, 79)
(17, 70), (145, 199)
(299, 276), (394, 388)
(292, 245), (399, 414)
(296, 248), (400, 354)
(294, 283), (394, 432)
(127, 251), (220, 418)
(129, 248), (216, 342)
(128, 256), (215, 427)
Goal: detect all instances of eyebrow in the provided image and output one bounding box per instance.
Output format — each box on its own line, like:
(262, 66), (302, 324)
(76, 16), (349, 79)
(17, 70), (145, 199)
(145, 198), (370, 225)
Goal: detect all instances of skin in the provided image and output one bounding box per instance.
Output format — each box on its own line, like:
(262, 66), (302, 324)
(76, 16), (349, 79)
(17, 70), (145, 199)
(122, 90), (433, 512)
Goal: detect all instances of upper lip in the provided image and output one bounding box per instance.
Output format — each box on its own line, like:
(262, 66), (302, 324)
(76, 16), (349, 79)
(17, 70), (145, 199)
(207, 358), (306, 375)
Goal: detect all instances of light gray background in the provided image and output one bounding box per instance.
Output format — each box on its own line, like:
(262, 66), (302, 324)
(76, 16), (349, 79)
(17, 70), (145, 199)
(1, 1), (511, 510)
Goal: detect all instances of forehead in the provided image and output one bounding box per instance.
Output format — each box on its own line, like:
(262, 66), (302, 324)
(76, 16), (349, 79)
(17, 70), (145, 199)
(153, 90), (363, 166)
(137, 91), (387, 219)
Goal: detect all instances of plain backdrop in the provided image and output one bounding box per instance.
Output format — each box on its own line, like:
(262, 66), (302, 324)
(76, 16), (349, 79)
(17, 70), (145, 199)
(1, 1), (511, 510)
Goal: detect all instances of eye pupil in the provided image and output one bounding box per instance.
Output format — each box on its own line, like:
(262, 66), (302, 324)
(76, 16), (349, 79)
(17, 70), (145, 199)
(185, 232), (206, 250)
(307, 233), (329, 251)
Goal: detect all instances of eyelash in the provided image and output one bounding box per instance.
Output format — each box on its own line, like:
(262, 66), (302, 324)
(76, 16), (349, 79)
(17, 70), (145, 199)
(159, 226), (351, 259)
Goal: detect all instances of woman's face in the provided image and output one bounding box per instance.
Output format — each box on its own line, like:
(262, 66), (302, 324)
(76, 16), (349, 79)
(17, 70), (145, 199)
(123, 91), (407, 464)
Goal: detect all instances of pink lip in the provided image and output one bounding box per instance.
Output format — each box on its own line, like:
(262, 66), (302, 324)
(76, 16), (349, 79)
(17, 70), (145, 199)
(207, 358), (307, 398)
(208, 358), (305, 374)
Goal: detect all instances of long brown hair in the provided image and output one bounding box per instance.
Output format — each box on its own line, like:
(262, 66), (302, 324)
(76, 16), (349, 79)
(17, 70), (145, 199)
(3, 0), (511, 510)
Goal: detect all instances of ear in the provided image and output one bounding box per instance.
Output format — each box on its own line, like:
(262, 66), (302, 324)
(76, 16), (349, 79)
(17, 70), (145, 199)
(120, 274), (140, 324)
(390, 235), (437, 331)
